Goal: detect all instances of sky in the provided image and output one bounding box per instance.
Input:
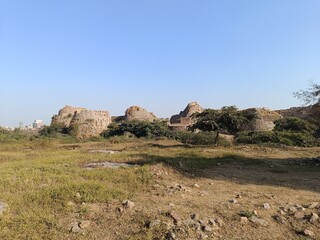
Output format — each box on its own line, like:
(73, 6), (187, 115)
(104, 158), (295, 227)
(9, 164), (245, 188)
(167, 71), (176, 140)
(1, 0), (320, 127)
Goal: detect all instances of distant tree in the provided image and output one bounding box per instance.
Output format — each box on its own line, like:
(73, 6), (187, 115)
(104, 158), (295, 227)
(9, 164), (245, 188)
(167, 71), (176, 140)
(294, 82), (320, 105)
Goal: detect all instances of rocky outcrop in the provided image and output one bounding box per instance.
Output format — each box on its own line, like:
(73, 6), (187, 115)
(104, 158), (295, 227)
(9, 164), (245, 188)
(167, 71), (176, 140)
(277, 104), (320, 122)
(51, 106), (111, 139)
(242, 108), (282, 131)
(51, 105), (86, 128)
(169, 102), (203, 130)
(125, 106), (157, 122)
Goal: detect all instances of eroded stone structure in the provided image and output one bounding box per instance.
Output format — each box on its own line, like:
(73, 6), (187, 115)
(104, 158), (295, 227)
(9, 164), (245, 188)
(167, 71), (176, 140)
(242, 108), (283, 131)
(169, 102), (204, 130)
(125, 106), (158, 122)
(277, 104), (320, 122)
(51, 106), (111, 139)
(51, 105), (86, 128)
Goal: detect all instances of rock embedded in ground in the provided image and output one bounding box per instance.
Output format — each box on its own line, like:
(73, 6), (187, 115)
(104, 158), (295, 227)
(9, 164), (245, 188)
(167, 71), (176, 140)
(308, 202), (319, 209)
(0, 202), (8, 215)
(294, 211), (305, 219)
(169, 210), (181, 226)
(147, 220), (161, 228)
(166, 231), (176, 240)
(249, 216), (269, 226)
(229, 199), (238, 204)
(215, 218), (224, 227)
(84, 162), (137, 169)
(122, 200), (135, 210)
(309, 213), (319, 223)
(203, 225), (213, 232)
(240, 217), (249, 224)
(71, 223), (81, 233)
(303, 229), (315, 237)
(80, 220), (91, 229)
(88, 150), (119, 154)
(263, 203), (271, 210)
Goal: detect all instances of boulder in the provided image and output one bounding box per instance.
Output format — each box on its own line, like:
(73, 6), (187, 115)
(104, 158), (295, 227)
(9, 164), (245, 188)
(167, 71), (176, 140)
(51, 105), (86, 128)
(125, 106), (157, 122)
(169, 102), (203, 130)
(242, 108), (282, 131)
(70, 109), (111, 139)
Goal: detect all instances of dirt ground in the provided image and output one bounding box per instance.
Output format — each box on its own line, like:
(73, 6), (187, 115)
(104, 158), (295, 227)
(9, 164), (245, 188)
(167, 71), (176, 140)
(0, 140), (319, 239)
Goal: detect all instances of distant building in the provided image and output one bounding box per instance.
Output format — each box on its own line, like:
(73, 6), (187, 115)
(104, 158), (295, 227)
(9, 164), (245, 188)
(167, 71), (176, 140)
(33, 120), (44, 129)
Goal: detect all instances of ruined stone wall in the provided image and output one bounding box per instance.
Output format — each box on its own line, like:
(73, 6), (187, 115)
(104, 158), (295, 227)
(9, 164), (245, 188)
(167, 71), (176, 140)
(277, 104), (320, 122)
(70, 110), (111, 139)
(51, 105), (86, 128)
(242, 108), (282, 131)
(169, 102), (203, 129)
(125, 106), (158, 122)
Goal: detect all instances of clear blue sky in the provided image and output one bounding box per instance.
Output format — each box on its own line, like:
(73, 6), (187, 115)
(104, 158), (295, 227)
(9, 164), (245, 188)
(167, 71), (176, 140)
(1, 0), (319, 127)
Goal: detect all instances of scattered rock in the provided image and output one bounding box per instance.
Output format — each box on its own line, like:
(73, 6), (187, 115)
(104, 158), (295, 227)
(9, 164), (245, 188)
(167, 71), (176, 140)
(75, 193), (81, 199)
(190, 213), (198, 220)
(203, 225), (213, 232)
(71, 223), (81, 233)
(249, 216), (269, 226)
(294, 211), (305, 219)
(169, 210), (181, 226)
(84, 162), (137, 169)
(88, 150), (119, 154)
(79, 220), (91, 229)
(215, 218), (224, 227)
(229, 199), (238, 204)
(273, 215), (287, 225)
(309, 213), (319, 223)
(303, 229), (315, 237)
(67, 201), (75, 207)
(278, 210), (286, 216)
(208, 219), (216, 226)
(288, 206), (298, 213)
(117, 207), (124, 214)
(122, 200), (135, 210)
(0, 202), (8, 215)
(194, 184), (200, 188)
(263, 203), (271, 210)
(166, 231), (176, 239)
(240, 217), (249, 224)
(146, 220), (161, 228)
(235, 194), (242, 199)
(308, 202), (319, 209)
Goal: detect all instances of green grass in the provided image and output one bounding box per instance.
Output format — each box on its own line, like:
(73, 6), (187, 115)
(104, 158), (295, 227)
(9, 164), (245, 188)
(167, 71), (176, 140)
(0, 140), (152, 239)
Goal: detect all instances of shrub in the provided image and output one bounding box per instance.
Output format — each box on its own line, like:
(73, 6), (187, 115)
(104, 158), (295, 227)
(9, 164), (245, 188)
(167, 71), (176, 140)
(274, 117), (316, 133)
(236, 131), (320, 147)
(101, 120), (173, 139)
(174, 131), (230, 146)
(39, 123), (68, 137)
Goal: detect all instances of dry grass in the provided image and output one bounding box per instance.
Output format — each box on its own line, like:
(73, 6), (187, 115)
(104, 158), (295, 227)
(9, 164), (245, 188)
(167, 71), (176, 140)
(0, 138), (319, 239)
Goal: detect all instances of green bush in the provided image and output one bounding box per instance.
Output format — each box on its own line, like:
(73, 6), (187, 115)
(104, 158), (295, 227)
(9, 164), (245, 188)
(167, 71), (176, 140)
(236, 131), (319, 147)
(101, 120), (173, 139)
(39, 123), (69, 137)
(0, 128), (29, 142)
(274, 117), (316, 133)
(175, 131), (223, 145)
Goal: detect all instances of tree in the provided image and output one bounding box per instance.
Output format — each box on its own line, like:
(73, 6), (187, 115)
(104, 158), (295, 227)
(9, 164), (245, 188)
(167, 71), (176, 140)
(189, 106), (254, 144)
(294, 82), (320, 105)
